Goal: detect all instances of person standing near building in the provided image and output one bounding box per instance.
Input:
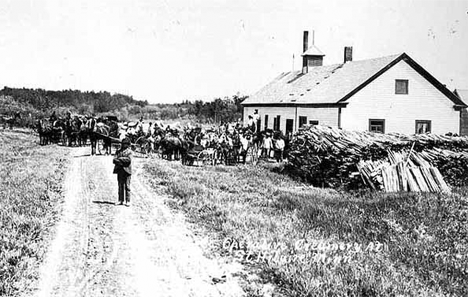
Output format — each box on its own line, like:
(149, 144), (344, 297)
(113, 138), (133, 206)
(262, 133), (273, 159)
(147, 122), (153, 136)
(247, 115), (256, 133)
(274, 133), (285, 162)
(253, 110), (260, 133)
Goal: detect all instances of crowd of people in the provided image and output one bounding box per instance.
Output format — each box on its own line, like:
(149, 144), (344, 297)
(36, 111), (290, 164)
(117, 113), (289, 164)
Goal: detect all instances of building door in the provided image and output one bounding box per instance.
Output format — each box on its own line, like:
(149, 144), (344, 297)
(286, 119), (294, 134)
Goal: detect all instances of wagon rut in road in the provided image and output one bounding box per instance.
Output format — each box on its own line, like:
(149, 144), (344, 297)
(31, 147), (245, 297)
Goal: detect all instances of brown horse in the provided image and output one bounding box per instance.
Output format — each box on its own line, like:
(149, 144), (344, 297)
(160, 132), (186, 161)
(91, 121), (120, 155)
(36, 119), (52, 145)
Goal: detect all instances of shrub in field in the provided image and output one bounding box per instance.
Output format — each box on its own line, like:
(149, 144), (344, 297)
(0, 132), (69, 296)
(144, 159), (468, 296)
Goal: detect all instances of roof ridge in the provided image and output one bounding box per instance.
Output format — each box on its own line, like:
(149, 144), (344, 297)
(346, 53), (402, 64)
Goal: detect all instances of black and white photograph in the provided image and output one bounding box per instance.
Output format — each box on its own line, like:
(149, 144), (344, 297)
(0, 0), (467, 296)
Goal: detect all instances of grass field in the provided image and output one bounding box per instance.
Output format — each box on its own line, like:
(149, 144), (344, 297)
(144, 159), (468, 297)
(0, 130), (70, 296)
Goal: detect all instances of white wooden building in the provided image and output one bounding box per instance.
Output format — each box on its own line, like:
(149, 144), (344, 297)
(242, 31), (467, 136)
(454, 89), (468, 135)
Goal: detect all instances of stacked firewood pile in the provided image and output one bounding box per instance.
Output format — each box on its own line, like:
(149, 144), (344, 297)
(287, 125), (468, 192)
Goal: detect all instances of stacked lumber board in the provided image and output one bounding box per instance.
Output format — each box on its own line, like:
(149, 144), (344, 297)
(357, 150), (451, 193)
(287, 125), (468, 191)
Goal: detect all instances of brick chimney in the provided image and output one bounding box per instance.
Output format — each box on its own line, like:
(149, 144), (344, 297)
(302, 31), (309, 74)
(344, 46), (353, 63)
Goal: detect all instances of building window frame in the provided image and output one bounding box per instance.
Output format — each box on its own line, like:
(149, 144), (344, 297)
(415, 120), (431, 134)
(309, 120), (319, 125)
(273, 115), (281, 131)
(298, 116), (307, 128)
(264, 115), (269, 130)
(369, 119), (385, 133)
(395, 79), (409, 95)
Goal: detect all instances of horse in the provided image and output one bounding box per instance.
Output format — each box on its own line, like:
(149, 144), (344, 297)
(215, 133), (236, 165)
(86, 117), (98, 155)
(36, 119), (53, 145)
(160, 130), (186, 161)
(91, 121), (120, 155)
(65, 116), (83, 146)
(50, 119), (66, 144)
(1, 112), (21, 129)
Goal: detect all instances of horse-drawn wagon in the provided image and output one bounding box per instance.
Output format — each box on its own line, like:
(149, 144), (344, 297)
(183, 145), (217, 166)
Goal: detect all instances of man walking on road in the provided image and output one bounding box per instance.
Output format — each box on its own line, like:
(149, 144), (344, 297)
(113, 138), (133, 206)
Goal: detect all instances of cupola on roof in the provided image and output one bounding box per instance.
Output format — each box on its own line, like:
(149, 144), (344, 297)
(302, 44), (325, 57)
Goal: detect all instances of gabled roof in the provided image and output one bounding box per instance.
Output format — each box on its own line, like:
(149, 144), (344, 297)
(454, 89), (468, 105)
(302, 44), (325, 56)
(242, 53), (466, 108)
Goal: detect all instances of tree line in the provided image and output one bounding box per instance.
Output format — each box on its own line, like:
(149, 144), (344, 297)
(0, 87), (247, 124)
(0, 87), (148, 115)
(140, 94), (247, 123)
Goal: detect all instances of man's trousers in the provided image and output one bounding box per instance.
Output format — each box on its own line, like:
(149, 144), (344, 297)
(117, 173), (131, 203)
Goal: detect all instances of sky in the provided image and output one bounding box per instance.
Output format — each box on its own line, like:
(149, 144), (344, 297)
(0, 0), (467, 104)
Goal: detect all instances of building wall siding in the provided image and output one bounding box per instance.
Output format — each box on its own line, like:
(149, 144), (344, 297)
(461, 109), (468, 136)
(296, 107), (339, 129)
(341, 60), (459, 135)
(243, 106), (339, 133)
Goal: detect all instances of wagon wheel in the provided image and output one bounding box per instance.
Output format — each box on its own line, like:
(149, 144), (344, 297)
(97, 139), (106, 154)
(202, 149), (216, 166)
(96, 139), (112, 155)
(135, 136), (148, 154)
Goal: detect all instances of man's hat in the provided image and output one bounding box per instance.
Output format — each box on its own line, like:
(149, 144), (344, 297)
(122, 138), (131, 145)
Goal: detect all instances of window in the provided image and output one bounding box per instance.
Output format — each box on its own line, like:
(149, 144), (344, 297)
(309, 120), (319, 125)
(395, 79), (409, 94)
(264, 115), (269, 130)
(369, 119), (385, 133)
(286, 119), (294, 133)
(415, 120), (431, 134)
(273, 115), (281, 131)
(299, 116), (307, 127)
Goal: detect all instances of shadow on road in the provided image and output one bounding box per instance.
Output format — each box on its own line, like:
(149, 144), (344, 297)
(92, 200), (116, 205)
(74, 154), (92, 158)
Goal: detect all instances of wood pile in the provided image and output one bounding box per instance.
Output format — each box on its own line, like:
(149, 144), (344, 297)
(357, 150), (450, 193)
(287, 125), (468, 191)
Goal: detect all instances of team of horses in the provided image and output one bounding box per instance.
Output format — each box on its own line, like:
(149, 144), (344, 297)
(35, 115), (119, 154)
(32, 114), (285, 165)
(138, 124), (281, 166)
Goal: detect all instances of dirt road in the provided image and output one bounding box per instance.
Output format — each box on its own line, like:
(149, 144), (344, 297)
(29, 147), (245, 297)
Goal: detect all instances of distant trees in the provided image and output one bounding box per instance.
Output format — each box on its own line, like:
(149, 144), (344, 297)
(0, 86), (247, 124)
(0, 87), (148, 115)
(140, 94), (247, 123)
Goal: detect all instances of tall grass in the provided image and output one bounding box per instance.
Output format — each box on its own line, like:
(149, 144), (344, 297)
(144, 160), (468, 296)
(0, 131), (70, 296)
